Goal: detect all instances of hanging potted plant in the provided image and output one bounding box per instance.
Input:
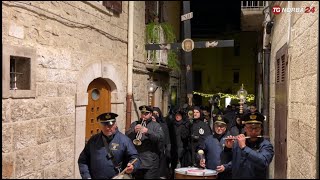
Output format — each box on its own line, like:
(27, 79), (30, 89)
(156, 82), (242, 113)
(145, 17), (180, 72)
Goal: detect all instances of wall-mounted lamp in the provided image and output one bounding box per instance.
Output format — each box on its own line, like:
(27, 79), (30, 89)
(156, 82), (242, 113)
(147, 78), (158, 106)
(266, 21), (274, 34)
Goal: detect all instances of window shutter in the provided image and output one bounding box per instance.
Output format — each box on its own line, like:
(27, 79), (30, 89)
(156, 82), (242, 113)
(276, 44), (288, 84)
(281, 55), (286, 83)
(276, 58), (280, 83)
(102, 1), (122, 14)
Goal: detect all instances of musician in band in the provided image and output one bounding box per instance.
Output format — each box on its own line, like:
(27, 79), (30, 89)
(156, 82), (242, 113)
(78, 112), (140, 179)
(190, 106), (212, 166)
(217, 112), (274, 179)
(198, 114), (231, 179)
(126, 105), (164, 179)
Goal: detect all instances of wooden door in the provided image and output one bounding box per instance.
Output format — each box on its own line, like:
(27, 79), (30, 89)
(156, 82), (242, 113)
(85, 78), (111, 142)
(274, 44), (288, 179)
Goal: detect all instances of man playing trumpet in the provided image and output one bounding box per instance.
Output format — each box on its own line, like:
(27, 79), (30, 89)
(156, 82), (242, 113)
(126, 105), (164, 179)
(217, 112), (274, 179)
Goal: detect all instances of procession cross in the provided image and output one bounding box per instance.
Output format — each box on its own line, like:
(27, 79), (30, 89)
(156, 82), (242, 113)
(145, 1), (234, 106)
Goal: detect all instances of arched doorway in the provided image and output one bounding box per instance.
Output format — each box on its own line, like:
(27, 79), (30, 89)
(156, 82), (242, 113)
(85, 78), (111, 142)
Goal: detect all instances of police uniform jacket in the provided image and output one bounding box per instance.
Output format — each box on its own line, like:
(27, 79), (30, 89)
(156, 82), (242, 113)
(222, 138), (274, 179)
(212, 131), (232, 179)
(198, 135), (222, 170)
(126, 118), (164, 169)
(213, 131), (230, 148)
(78, 130), (140, 179)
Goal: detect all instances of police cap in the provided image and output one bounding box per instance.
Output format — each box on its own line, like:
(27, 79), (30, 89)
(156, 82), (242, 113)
(97, 112), (118, 126)
(242, 112), (265, 125)
(214, 114), (227, 125)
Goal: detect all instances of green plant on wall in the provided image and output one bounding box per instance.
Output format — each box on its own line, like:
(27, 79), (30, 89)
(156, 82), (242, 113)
(146, 21), (180, 72)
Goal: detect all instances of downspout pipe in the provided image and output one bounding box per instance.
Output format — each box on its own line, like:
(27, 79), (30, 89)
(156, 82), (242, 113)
(262, 2), (273, 139)
(316, 7), (319, 180)
(262, 4), (273, 177)
(126, 1), (134, 131)
(262, 47), (270, 137)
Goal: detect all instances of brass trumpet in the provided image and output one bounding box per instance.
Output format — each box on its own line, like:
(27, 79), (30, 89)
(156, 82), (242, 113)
(133, 120), (146, 146)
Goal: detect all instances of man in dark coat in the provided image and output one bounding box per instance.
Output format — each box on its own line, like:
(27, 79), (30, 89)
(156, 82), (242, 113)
(217, 112), (274, 179)
(168, 109), (191, 172)
(126, 105), (164, 179)
(78, 112), (140, 179)
(152, 107), (171, 179)
(190, 106), (211, 166)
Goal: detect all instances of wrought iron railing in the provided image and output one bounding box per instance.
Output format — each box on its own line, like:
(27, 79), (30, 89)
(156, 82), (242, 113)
(146, 26), (168, 66)
(241, 1), (267, 9)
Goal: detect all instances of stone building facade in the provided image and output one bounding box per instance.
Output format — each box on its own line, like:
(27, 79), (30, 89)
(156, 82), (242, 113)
(2, 1), (181, 179)
(267, 1), (318, 178)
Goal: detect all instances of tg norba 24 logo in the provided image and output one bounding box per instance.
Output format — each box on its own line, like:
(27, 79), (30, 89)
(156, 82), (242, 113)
(272, 5), (316, 15)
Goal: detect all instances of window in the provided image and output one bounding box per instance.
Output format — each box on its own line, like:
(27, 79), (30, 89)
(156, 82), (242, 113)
(234, 42), (240, 56)
(193, 70), (202, 91)
(145, 1), (164, 24)
(233, 71), (239, 84)
(2, 44), (36, 98)
(145, 1), (157, 24)
(10, 56), (31, 90)
(102, 1), (122, 14)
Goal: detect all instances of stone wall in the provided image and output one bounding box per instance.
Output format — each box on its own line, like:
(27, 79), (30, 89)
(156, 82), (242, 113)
(269, 1), (318, 178)
(2, 1), (147, 179)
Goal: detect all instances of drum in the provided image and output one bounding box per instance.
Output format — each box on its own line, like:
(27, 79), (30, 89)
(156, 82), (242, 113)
(175, 167), (218, 179)
(111, 174), (132, 179)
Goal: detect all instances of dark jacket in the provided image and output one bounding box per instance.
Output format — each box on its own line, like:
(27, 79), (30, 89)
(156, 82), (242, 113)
(190, 119), (211, 165)
(222, 138), (274, 179)
(213, 131), (232, 179)
(169, 118), (191, 168)
(78, 130), (140, 179)
(198, 135), (221, 170)
(153, 107), (171, 177)
(126, 118), (164, 169)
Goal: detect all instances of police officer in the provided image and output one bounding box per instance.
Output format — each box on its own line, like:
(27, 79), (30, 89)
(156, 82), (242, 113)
(212, 115), (230, 146)
(190, 106), (211, 166)
(217, 112), (274, 179)
(211, 114), (231, 179)
(126, 105), (164, 179)
(78, 112), (140, 179)
(198, 115), (231, 179)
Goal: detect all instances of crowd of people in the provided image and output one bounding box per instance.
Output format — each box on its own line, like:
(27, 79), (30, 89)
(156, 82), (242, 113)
(78, 102), (274, 179)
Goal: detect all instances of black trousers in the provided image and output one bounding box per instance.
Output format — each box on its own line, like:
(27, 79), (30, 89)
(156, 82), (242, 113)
(159, 151), (169, 178)
(134, 168), (160, 179)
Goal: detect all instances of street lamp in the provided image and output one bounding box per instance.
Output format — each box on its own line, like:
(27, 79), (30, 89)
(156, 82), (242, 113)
(237, 83), (248, 114)
(147, 79), (158, 106)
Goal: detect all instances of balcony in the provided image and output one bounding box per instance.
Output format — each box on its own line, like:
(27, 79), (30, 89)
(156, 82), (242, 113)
(241, 1), (267, 31)
(146, 49), (172, 72)
(146, 25), (172, 72)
